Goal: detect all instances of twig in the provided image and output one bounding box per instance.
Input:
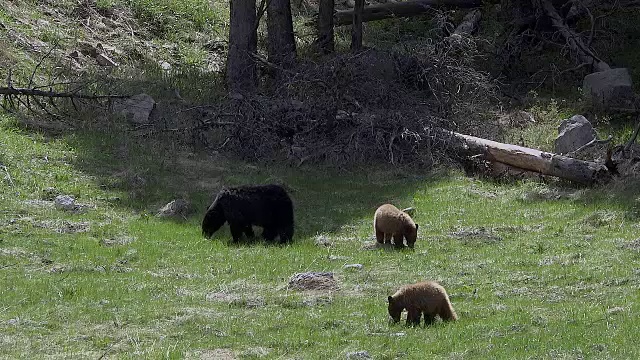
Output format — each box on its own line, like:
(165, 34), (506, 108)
(624, 114), (640, 152)
(564, 135), (613, 156)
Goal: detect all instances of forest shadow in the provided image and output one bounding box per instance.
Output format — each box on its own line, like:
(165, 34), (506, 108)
(62, 119), (444, 240)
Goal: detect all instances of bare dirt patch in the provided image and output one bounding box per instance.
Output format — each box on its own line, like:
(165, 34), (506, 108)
(188, 348), (237, 360)
(287, 272), (339, 291)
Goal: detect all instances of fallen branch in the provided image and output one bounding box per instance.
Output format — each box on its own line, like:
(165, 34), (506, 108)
(535, 0), (610, 72)
(450, 8), (481, 36)
(437, 128), (611, 184)
(334, 0), (481, 26)
(0, 86), (130, 100)
(564, 135), (613, 157)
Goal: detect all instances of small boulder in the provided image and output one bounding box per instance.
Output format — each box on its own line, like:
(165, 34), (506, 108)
(156, 199), (191, 219)
(583, 68), (635, 109)
(343, 264), (363, 270)
(54, 195), (78, 212)
(554, 115), (597, 155)
(346, 351), (371, 360)
(113, 93), (156, 124)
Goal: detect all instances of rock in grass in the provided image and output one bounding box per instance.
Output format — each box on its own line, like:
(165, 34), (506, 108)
(346, 351), (371, 359)
(156, 199), (191, 219)
(343, 263), (363, 270)
(54, 195), (78, 212)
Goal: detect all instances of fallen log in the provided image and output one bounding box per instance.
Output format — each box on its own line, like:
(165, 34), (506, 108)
(438, 129), (611, 185)
(334, 0), (481, 26)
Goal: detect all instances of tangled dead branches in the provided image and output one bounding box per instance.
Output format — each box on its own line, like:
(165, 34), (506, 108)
(154, 37), (498, 167)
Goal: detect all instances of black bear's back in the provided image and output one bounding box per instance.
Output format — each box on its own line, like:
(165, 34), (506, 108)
(219, 184), (293, 227)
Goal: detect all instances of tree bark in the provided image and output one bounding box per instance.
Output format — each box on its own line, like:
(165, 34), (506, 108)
(535, 0), (610, 72)
(317, 0), (335, 54)
(350, 0), (364, 51)
(440, 129), (610, 185)
(267, 0), (297, 68)
(227, 0), (258, 95)
(335, 0), (481, 26)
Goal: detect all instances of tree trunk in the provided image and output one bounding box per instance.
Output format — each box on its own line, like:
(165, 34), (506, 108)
(439, 129), (610, 185)
(267, 0), (297, 68)
(227, 0), (258, 95)
(317, 0), (335, 54)
(351, 0), (364, 51)
(335, 0), (481, 26)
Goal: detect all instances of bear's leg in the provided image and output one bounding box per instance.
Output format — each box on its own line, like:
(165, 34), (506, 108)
(376, 229), (385, 244)
(229, 223), (245, 242)
(393, 234), (405, 249)
(424, 313), (436, 326)
(262, 227), (277, 242)
(278, 224), (294, 244)
(406, 308), (421, 327)
(383, 233), (392, 244)
(244, 225), (255, 238)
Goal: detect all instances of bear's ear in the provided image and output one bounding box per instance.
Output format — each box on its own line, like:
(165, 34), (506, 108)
(388, 296), (393, 303)
(415, 224), (419, 231)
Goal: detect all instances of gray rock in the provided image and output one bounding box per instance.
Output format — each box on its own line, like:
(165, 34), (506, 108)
(583, 68), (634, 109)
(114, 93), (156, 124)
(346, 351), (371, 359)
(54, 195), (78, 211)
(343, 263), (363, 270)
(156, 199), (191, 218)
(554, 115), (596, 155)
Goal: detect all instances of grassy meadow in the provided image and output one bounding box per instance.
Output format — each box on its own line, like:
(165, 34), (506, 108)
(2, 0), (640, 358)
(1, 112), (640, 359)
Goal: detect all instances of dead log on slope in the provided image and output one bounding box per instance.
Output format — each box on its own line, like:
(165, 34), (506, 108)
(438, 129), (611, 185)
(334, 0), (481, 26)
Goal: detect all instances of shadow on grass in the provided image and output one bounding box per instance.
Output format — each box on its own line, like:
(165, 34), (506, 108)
(63, 118), (444, 240)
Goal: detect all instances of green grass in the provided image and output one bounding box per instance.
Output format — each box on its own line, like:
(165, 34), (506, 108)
(2, 112), (640, 359)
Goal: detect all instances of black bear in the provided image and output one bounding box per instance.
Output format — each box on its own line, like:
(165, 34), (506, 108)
(202, 184), (294, 243)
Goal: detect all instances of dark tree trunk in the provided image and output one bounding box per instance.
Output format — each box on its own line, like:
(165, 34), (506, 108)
(227, 0), (258, 95)
(317, 0), (335, 54)
(350, 0), (364, 51)
(267, 0), (297, 68)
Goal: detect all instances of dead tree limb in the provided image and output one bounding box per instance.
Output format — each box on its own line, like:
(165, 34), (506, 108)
(535, 0), (610, 72)
(438, 129), (610, 185)
(0, 86), (130, 100)
(334, 0), (481, 26)
(451, 8), (481, 36)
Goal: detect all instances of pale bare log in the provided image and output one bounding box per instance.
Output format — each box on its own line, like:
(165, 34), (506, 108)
(440, 129), (610, 185)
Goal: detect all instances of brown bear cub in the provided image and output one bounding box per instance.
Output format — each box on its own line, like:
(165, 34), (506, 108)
(374, 204), (418, 248)
(388, 281), (457, 326)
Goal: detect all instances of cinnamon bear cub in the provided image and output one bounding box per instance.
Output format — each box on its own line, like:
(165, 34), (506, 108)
(388, 281), (457, 326)
(374, 204), (418, 248)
